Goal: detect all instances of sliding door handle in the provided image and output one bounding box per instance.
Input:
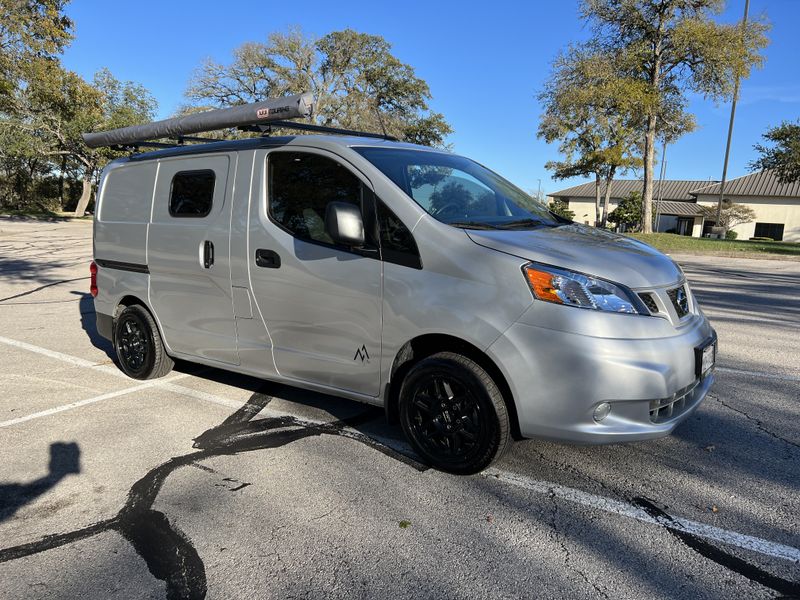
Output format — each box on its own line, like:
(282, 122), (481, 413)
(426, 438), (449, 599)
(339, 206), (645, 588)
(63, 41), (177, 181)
(203, 240), (214, 268)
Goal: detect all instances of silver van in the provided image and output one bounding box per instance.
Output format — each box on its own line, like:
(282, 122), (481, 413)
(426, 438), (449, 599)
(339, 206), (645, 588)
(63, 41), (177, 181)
(86, 96), (716, 473)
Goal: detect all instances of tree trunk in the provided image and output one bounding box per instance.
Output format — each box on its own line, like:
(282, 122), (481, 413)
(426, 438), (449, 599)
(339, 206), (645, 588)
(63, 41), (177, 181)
(73, 176), (92, 217)
(601, 167), (615, 229)
(594, 172), (602, 226)
(641, 114), (657, 233)
(58, 155), (67, 208)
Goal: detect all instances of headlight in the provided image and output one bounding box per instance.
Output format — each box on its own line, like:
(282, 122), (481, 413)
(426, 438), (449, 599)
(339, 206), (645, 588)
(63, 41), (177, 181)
(523, 263), (645, 314)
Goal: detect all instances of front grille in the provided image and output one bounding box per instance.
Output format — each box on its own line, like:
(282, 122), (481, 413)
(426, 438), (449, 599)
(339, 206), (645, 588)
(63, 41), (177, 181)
(667, 285), (689, 318)
(639, 293), (659, 315)
(649, 380), (698, 423)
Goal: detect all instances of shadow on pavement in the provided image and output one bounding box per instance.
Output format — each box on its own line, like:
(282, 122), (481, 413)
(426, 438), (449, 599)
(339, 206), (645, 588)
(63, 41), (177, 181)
(76, 292), (115, 360)
(0, 442), (81, 523)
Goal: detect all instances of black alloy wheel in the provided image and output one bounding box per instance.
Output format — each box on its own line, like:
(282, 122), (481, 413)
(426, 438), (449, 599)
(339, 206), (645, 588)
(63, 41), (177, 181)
(399, 352), (510, 474)
(113, 304), (173, 380)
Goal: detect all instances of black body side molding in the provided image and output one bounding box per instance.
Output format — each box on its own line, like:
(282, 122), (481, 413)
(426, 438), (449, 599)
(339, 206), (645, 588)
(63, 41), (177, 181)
(95, 259), (150, 274)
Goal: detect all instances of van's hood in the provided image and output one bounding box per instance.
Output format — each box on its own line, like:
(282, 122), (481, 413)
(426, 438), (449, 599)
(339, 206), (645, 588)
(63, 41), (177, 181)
(466, 224), (682, 289)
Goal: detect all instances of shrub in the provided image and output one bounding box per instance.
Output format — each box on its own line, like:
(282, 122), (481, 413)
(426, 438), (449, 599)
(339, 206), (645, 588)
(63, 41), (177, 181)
(725, 230), (738, 240)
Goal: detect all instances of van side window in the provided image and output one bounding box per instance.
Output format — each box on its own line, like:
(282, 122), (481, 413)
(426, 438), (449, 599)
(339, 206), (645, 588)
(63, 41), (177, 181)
(376, 199), (422, 269)
(169, 170), (215, 217)
(269, 152), (361, 245)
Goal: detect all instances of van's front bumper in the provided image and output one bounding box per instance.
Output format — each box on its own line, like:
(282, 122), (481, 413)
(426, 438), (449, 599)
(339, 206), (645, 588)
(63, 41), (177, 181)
(488, 307), (716, 443)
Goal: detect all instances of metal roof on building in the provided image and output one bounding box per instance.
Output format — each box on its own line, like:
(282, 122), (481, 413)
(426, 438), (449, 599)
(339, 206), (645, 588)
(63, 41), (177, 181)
(550, 179), (716, 201)
(689, 170), (800, 198)
(656, 200), (704, 216)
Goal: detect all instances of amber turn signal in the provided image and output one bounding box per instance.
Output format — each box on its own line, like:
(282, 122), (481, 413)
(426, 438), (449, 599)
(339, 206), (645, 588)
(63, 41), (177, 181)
(524, 267), (563, 304)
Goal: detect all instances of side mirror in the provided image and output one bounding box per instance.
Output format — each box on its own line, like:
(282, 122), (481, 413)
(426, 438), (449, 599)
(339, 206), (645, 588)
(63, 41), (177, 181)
(325, 202), (365, 247)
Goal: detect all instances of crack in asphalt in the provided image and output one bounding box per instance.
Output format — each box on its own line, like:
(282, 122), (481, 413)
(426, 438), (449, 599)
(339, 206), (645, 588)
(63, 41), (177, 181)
(710, 392), (800, 451)
(0, 388), (425, 599)
(532, 447), (626, 501)
(0, 277), (89, 304)
(545, 488), (610, 599)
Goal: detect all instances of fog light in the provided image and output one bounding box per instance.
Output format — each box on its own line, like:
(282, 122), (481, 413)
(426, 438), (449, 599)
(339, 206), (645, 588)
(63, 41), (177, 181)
(593, 402), (611, 423)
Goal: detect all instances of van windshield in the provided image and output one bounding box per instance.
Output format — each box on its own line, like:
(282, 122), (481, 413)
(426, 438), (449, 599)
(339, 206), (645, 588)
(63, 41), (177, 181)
(353, 147), (561, 230)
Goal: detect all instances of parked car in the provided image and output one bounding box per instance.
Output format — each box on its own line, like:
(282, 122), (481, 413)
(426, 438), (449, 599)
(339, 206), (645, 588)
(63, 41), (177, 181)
(86, 98), (716, 473)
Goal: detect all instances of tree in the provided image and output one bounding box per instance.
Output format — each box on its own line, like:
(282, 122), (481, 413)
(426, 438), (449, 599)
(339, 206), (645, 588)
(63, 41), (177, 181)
(549, 198), (575, 221)
(580, 0), (769, 233)
(699, 201), (755, 231)
(2, 63), (156, 214)
(0, 0), (73, 106)
(607, 191), (643, 230)
(750, 120), (800, 184)
(538, 46), (642, 228)
(187, 28), (452, 146)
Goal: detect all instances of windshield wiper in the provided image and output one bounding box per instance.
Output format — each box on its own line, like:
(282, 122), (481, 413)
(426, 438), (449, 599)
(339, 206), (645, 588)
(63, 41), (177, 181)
(548, 211), (573, 224)
(447, 221), (502, 230)
(497, 218), (550, 229)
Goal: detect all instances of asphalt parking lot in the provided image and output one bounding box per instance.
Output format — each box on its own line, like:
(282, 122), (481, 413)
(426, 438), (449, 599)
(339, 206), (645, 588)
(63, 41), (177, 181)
(0, 217), (798, 599)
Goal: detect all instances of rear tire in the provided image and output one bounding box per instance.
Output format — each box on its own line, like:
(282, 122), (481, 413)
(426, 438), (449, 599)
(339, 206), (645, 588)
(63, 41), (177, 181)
(399, 352), (510, 474)
(114, 305), (173, 379)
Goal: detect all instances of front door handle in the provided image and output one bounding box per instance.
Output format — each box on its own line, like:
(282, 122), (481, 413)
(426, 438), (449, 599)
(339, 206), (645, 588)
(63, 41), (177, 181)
(203, 240), (214, 268)
(255, 249), (281, 269)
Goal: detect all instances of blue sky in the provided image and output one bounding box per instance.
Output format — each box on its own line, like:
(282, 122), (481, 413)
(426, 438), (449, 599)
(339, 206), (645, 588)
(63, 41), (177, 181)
(62, 0), (799, 196)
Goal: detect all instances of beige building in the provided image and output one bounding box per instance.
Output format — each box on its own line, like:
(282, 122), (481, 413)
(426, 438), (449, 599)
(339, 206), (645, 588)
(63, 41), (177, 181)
(549, 170), (800, 242)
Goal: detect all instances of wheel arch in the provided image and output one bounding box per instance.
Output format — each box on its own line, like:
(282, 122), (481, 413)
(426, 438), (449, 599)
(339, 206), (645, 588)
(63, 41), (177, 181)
(112, 295), (168, 351)
(384, 334), (522, 440)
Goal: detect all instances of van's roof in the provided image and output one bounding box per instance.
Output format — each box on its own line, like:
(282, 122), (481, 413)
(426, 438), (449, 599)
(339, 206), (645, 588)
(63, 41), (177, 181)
(126, 134), (436, 163)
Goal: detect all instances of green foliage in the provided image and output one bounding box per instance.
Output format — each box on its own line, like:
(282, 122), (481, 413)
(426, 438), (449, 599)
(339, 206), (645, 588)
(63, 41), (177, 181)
(750, 120), (800, 184)
(187, 28), (452, 147)
(548, 198), (575, 221)
(538, 45), (643, 226)
(1, 59), (156, 211)
(577, 0), (770, 232)
(698, 202), (756, 230)
(607, 191), (642, 229)
(725, 229), (738, 240)
(0, 0), (73, 107)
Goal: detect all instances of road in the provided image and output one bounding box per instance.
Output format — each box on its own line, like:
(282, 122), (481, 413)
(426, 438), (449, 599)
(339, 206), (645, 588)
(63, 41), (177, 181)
(0, 217), (798, 599)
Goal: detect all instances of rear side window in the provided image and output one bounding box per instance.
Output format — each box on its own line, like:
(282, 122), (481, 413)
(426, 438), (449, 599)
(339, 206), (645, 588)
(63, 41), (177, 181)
(169, 170), (215, 217)
(269, 152), (362, 245)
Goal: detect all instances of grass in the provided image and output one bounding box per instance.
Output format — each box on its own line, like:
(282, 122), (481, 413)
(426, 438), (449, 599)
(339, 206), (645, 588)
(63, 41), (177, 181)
(627, 233), (800, 258)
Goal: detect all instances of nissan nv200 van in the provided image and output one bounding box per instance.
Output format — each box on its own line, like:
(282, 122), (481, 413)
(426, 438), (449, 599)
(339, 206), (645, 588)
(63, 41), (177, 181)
(86, 96), (717, 474)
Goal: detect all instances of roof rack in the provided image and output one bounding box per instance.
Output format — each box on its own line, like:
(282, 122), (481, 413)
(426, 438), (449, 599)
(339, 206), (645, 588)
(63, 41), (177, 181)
(82, 92), (398, 151)
(108, 135), (223, 152)
(244, 120), (397, 141)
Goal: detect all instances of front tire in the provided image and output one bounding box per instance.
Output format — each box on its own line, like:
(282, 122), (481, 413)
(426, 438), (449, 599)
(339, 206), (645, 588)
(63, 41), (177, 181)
(114, 305), (173, 379)
(399, 352), (510, 474)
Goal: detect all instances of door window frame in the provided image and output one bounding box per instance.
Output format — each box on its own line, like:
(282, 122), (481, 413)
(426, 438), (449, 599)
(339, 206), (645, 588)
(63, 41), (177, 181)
(264, 148), (422, 268)
(168, 169), (216, 218)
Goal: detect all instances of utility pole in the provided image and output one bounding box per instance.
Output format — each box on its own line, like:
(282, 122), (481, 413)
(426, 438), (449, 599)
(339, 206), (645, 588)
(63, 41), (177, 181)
(654, 138), (668, 232)
(715, 0), (750, 232)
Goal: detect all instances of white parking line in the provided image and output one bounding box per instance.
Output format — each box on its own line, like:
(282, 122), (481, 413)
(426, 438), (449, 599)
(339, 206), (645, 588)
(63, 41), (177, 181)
(716, 366), (800, 383)
(483, 469), (800, 563)
(0, 335), (107, 370)
(0, 335), (201, 425)
(0, 375), (189, 428)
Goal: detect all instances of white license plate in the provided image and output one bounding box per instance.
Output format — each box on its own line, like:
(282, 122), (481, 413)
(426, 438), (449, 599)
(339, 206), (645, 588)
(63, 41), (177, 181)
(699, 342), (716, 377)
